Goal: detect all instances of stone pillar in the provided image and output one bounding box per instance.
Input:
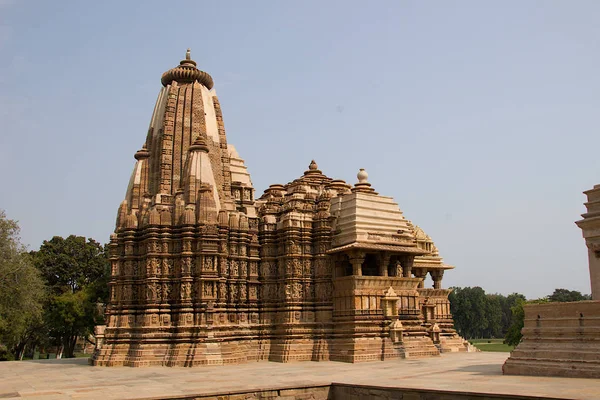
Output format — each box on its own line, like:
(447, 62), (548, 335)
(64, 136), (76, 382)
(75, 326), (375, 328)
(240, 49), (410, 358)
(401, 255), (414, 278)
(575, 184), (600, 300)
(430, 270), (444, 289)
(350, 256), (365, 276)
(413, 268), (427, 288)
(378, 253), (390, 277)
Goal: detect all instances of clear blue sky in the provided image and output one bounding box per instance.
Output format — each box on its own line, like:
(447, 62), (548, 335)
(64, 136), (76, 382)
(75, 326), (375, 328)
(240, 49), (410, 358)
(1, 1), (598, 299)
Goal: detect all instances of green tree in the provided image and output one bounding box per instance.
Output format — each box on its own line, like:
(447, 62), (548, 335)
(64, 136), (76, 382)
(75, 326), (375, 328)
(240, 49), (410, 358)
(32, 235), (109, 358)
(483, 294), (503, 338)
(548, 288), (591, 302)
(503, 297), (526, 346)
(449, 287), (491, 339)
(503, 297), (549, 346)
(0, 210), (46, 360)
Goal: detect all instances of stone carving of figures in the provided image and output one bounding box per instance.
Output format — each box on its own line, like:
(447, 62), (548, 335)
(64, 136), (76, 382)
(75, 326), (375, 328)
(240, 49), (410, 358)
(304, 259), (312, 276)
(145, 259), (153, 276)
(181, 258), (192, 275)
(183, 241), (191, 252)
(291, 259), (302, 276)
(152, 258), (161, 275)
(285, 284), (293, 300)
(205, 256), (214, 271)
(293, 282), (303, 299)
(162, 242), (169, 253)
(303, 282), (311, 299)
(289, 241), (300, 255)
(156, 284), (163, 302)
(181, 282), (191, 300)
(396, 261), (403, 277)
(162, 258), (172, 275)
(218, 282), (227, 299)
(147, 283), (157, 301)
(250, 261), (258, 275)
(231, 260), (239, 277)
(239, 284), (247, 301)
(249, 285), (257, 299)
(164, 283), (171, 301)
(203, 282), (213, 297)
(240, 246), (247, 256)
(220, 258), (228, 276)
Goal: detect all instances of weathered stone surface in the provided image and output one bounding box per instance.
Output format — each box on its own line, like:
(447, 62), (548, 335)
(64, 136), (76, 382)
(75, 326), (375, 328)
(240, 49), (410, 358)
(91, 51), (471, 367)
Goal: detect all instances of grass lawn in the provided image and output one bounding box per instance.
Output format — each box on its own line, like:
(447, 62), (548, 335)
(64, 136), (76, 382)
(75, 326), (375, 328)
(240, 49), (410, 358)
(470, 339), (514, 352)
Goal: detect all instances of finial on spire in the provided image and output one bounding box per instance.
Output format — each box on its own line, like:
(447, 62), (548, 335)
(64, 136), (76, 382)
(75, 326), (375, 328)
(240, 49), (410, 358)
(186, 48), (191, 60)
(303, 159), (323, 176)
(352, 168), (377, 194)
(357, 168), (369, 183)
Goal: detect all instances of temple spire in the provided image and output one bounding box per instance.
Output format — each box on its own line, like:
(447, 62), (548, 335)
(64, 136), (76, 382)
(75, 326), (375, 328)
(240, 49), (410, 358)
(186, 48), (191, 60)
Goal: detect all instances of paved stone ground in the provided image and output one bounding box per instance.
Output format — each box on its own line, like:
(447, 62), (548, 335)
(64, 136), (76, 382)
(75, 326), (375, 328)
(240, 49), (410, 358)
(0, 353), (599, 399)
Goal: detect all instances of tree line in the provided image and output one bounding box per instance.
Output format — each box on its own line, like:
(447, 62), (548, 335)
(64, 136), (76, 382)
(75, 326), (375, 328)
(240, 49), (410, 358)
(449, 286), (591, 345)
(0, 210), (109, 360)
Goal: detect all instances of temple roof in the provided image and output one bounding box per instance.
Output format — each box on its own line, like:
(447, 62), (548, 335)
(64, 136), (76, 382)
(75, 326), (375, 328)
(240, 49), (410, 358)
(329, 169), (419, 253)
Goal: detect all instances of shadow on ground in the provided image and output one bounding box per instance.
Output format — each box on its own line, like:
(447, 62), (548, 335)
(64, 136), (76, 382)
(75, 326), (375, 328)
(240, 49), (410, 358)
(450, 363), (503, 376)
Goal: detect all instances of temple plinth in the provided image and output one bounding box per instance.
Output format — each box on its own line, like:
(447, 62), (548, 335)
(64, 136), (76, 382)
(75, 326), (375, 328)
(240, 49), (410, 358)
(503, 183), (600, 378)
(90, 52), (472, 367)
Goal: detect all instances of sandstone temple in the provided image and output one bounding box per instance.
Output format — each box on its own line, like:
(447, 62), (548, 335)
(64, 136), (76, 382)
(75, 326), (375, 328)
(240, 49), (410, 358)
(91, 50), (472, 367)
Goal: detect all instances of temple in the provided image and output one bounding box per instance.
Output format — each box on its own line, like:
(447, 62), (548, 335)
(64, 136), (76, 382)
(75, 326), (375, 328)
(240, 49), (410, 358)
(91, 51), (472, 367)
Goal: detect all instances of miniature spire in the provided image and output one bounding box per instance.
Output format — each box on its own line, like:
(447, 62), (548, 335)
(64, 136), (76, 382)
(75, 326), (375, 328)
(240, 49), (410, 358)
(188, 135), (209, 152)
(134, 143), (150, 160)
(186, 48), (191, 60)
(309, 160), (318, 170)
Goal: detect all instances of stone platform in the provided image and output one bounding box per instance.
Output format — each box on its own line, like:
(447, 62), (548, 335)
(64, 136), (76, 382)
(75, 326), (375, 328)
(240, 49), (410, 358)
(503, 300), (600, 379)
(1, 353), (600, 399)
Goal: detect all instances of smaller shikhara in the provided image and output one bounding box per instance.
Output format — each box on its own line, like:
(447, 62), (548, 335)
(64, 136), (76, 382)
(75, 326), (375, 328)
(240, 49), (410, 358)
(91, 50), (473, 367)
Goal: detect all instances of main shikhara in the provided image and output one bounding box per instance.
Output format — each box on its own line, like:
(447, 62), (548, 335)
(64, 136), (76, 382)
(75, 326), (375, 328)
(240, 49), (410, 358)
(91, 50), (473, 366)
